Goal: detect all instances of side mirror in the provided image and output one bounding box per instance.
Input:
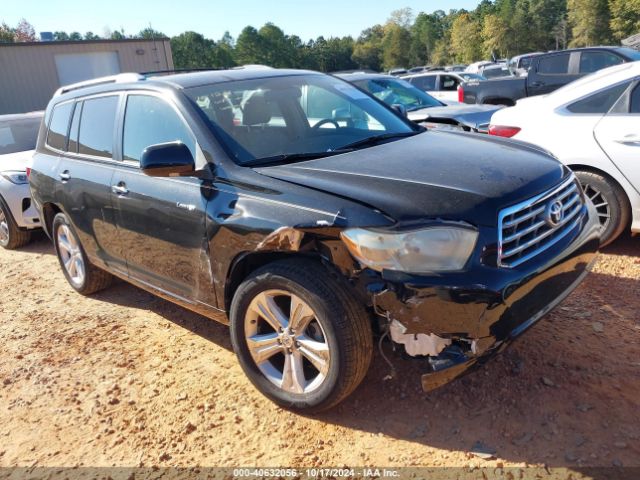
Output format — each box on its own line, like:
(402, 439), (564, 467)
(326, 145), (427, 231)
(391, 103), (408, 117)
(140, 142), (195, 177)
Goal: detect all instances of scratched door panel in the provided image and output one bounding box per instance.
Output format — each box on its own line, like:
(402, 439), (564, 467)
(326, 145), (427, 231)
(112, 165), (208, 299)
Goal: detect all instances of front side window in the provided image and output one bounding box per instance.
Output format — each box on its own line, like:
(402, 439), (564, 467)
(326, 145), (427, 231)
(186, 74), (416, 165)
(46, 102), (73, 151)
(538, 54), (570, 75)
(78, 96), (118, 158)
(579, 51), (623, 74)
(0, 117), (41, 155)
(123, 95), (195, 163)
(566, 82), (630, 114)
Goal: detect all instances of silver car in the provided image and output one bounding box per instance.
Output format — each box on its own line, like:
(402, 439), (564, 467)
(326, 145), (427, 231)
(0, 112), (43, 249)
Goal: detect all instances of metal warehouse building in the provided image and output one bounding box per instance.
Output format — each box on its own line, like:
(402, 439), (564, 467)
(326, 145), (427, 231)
(0, 38), (174, 114)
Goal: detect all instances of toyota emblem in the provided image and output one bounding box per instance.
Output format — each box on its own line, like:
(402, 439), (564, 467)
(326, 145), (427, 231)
(545, 200), (564, 227)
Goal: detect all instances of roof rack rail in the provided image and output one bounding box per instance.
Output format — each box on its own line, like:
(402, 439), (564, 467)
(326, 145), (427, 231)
(54, 73), (145, 96)
(141, 68), (223, 76)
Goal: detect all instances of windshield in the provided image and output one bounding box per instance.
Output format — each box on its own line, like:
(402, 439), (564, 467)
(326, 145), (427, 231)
(186, 74), (416, 166)
(458, 73), (486, 82)
(352, 78), (443, 111)
(0, 117), (41, 156)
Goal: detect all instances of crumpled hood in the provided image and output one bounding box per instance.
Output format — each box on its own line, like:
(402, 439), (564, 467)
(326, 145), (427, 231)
(256, 131), (567, 228)
(408, 104), (502, 131)
(0, 150), (33, 172)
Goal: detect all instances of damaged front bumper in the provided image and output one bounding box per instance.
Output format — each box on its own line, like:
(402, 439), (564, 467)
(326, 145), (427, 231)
(372, 200), (601, 391)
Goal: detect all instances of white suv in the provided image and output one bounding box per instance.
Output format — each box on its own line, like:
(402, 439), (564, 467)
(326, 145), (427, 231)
(0, 112), (43, 249)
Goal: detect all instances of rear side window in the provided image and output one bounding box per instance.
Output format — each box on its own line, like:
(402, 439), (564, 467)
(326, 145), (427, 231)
(631, 85), (640, 114)
(579, 51), (623, 74)
(122, 95), (195, 163)
(538, 54), (570, 75)
(46, 102), (73, 151)
(409, 76), (436, 91)
(78, 96), (118, 158)
(567, 82), (630, 114)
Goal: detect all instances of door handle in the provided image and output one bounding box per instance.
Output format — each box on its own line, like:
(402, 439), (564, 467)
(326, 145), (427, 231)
(615, 134), (640, 146)
(59, 171), (70, 181)
(111, 183), (129, 195)
(530, 81), (545, 87)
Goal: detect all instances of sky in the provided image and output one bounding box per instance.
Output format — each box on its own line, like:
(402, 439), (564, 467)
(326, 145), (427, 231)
(2, 0), (481, 41)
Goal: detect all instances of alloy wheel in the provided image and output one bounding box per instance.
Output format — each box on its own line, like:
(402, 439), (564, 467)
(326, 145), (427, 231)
(582, 183), (611, 232)
(244, 289), (331, 394)
(57, 224), (85, 287)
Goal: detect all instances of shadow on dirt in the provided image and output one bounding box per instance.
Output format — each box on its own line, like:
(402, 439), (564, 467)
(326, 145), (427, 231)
(16, 233), (639, 474)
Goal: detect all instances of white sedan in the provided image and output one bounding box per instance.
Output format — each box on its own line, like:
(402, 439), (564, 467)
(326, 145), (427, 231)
(489, 62), (640, 246)
(0, 112), (43, 249)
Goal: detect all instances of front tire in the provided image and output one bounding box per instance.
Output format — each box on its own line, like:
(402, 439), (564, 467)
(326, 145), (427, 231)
(230, 259), (372, 412)
(0, 196), (31, 250)
(52, 213), (113, 295)
(575, 170), (630, 247)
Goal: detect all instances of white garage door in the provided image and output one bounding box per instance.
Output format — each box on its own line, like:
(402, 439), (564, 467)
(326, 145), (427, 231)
(55, 52), (121, 87)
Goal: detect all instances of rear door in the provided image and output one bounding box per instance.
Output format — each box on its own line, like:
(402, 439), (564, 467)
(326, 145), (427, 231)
(111, 92), (208, 300)
(594, 82), (640, 195)
(54, 94), (124, 272)
(529, 52), (578, 96)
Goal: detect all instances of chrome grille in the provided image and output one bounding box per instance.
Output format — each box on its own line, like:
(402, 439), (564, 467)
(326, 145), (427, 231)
(498, 176), (585, 268)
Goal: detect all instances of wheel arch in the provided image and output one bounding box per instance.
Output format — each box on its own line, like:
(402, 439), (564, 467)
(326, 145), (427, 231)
(567, 163), (632, 214)
(41, 202), (63, 239)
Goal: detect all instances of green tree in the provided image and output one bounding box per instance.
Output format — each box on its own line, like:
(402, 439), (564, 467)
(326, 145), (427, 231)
(110, 29), (126, 40)
(482, 14), (510, 58)
(609, 0), (640, 41)
(450, 13), (482, 63)
(171, 31), (215, 68)
(410, 12), (444, 65)
(137, 27), (166, 39)
(53, 31), (70, 41)
(69, 32), (82, 41)
(84, 32), (100, 40)
(431, 38), (453, 65)
(381, 23), (411, 70)
(258, 23), (295, 67)
(0, 22), (15, 42)
(568, 0), (611, 46)
(352, 25), (384, 71)
(235, 26), (264, 65)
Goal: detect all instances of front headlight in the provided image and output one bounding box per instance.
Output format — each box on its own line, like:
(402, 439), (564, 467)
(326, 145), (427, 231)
(1, 171), (29, 185)
(340, 226), (478, 273)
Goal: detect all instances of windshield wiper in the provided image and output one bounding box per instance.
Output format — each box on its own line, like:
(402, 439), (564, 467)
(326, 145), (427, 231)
(337, 131), (419, 150)
(245, 150), (348, 167)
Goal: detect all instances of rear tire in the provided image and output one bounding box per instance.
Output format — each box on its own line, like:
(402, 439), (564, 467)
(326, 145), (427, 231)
(575, 170), (629, 247)
(0, 196), (31, 250)
(229, 259), (373, 412)
(52, 213), (113, 295)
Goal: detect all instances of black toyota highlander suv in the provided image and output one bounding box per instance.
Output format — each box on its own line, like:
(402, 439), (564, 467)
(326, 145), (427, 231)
(30, 69), (600, 412)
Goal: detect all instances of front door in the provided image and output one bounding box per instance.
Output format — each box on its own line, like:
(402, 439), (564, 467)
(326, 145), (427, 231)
(111, 92), (209, 300)
(594, 83), (640, 196)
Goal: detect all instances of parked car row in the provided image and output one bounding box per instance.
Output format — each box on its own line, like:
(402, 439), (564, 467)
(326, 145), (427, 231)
(461, 46), (640, 106)
(2, 66), (606, 413)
